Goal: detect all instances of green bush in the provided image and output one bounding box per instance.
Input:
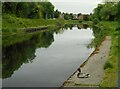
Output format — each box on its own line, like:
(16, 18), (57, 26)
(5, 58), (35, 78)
(104, 61), (113, 70)
(93, 18), (99, 24)
(12, 28), (17, 32)
(2, 29), (10, 33)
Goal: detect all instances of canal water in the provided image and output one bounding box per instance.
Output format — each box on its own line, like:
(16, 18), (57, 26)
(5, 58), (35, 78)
(2, 24), (95, 87)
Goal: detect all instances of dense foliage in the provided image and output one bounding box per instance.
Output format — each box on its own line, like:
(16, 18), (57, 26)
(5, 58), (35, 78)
(92, 1), (120, 21)
(2, 2), (78, 20)
(2, 2), (54, 19)
(91, 0), (119, 85)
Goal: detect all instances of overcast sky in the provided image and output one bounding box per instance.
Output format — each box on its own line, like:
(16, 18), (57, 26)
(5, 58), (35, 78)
(49, 0), (102, 14)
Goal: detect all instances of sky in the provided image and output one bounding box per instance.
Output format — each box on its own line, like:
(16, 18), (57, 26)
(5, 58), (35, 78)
(49, 0), (102, 14)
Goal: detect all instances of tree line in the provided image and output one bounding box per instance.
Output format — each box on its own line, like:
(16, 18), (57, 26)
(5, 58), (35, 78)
(2, 2), (80, 20)
(4, 1), (119, 21)
(2, 2), (54, 19)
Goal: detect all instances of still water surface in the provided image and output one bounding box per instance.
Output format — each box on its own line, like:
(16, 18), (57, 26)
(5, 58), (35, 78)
(2, 25), (94, 87)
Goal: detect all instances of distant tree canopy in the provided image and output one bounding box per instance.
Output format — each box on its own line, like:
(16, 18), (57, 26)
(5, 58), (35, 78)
(2, 1), (82, 20)
(54, 9), (61, 18)
(2, 2), (54, 19)
(62, 12), (77, 20)
(92, 1), (120, 21)
(2, 2), (77, 20)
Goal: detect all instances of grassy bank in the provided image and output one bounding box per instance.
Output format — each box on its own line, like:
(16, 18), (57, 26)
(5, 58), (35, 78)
(87, 21), (118, 87)
(98, 21), (118, 87)
(2, 14), (79, 34)
(2, 14), (57, 34)
(65, 20), (79, 24)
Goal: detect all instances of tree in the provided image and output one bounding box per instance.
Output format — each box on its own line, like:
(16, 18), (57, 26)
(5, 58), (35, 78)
(2, 1), (55, 19)
(16, 2), (30, 18)
(77, 13), (81, 17)
(41, 2), (54, 19)
(92, 4), (104, 20)
(2, 2), (18, 14)
(54, 9), (61, 18)
(92, 1), (119, 21)
(69, 13), (73, 20)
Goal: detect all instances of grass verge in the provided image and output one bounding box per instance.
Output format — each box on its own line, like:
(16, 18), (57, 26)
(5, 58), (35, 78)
(99, 21), (118, 87)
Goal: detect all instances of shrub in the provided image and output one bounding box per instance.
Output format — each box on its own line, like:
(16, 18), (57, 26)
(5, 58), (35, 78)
(2, 28), (10, 33)
(12, 28), (17, 33)
(104, 61), (113, 70)
(93, 18), (99, 24)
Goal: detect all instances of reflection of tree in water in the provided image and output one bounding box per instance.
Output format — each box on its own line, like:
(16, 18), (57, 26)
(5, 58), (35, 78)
(64, 24), (74, 30)
(37, 31), (54, 48)
(83, 24), (89, 29)
(77, 24), (89, 29)
(2, 31), (54, 79)
(64, 24), (89, 30)
(53, 27), (66, 34)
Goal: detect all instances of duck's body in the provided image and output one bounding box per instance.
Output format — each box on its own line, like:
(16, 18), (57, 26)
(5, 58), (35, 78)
(77, 73), (90, 78)
(77, 68), (90, 78)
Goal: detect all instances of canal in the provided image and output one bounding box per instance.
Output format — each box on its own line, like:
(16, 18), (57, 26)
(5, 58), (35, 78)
(2, 24), (95, 87)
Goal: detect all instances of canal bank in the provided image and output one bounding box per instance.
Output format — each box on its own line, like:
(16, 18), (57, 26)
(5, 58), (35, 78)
(62, 36), (112, 87)
(2, 14), (79, 35)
